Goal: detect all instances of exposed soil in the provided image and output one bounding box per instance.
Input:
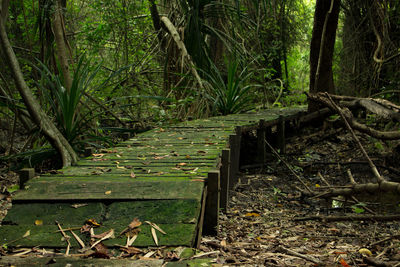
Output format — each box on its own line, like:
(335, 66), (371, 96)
(1, 121), (400, 266)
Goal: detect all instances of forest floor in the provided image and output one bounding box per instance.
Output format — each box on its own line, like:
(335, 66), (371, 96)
(1, 121), (400, 266)
(200, 122), (400, 266)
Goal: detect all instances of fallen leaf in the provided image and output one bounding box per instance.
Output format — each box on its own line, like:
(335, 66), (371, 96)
(70, 230), (85, 248)
(23, 230), (30, 238)
(197, 150), (207, 154)
(85, 219), (101, 227)
(92, 229), (115, 239)
(359, 248), (372, 256)
(129, 218), (142, 229)
(151, 227), (158, 246)
(120, 246), (142, 255)
(92, 154), (105, 157)
(34, 220), (43, 226)
(130, 172), (136, 178)
(177, 162), (187, 166)
(91, 229), (115, 248)
(71, 203), (88, 209)
(185, 155), (191, 159)
(143, 251), (156, 258)
(126, 234), (138, 247)
(92, 242), (110, 259)
(105, 191), (112, 195)
(245, 213), (261, 217)
(339, 258), (351, 267)
(145, 221), (166, 234)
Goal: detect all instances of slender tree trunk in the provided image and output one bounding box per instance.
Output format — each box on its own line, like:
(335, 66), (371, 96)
(0, 0), (78, 167)
(53, 0), (72, 91)
(309, 0), (341, 112)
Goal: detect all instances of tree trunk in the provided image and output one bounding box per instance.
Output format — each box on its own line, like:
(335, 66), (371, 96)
(52, 0), (72, 91)
(0, 0), (78, 167)
(309, 0), (341, 112)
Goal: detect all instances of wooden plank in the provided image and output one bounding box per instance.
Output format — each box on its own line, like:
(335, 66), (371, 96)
(195, 186), (207, 248)
(220, 149), (230, 211)
(203, 170), (220, 235)
(3, 203), (104, 225)
(0, 224), (197, 248)
(104, 200), (201, 225)
(13, 180), (204, 201)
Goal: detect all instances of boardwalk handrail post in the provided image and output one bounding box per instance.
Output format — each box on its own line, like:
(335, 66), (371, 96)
(233, 126), (242, 183)
(257, 119), (266, 164)
(220, 149), (230, 211)
(228, 134), (237, 189)
(203, 170), (220, 235)
(277, 115), (286, 154)
(19, 168), (35, 189)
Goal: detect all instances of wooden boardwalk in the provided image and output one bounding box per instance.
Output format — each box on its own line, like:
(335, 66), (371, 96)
(0, 107), (307, 250)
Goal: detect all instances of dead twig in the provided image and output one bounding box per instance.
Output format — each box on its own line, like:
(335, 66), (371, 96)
(325, 93), (384, 183)
(264, 138), (312, 193)
(55, 221), (71, 255)
(278, 245), (323, 265)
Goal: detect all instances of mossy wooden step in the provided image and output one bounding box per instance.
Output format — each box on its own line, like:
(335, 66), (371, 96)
(0, 199), (201, 248)
(14, 179), (204, 201)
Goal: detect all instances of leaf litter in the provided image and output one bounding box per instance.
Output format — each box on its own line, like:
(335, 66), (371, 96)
(198, 123), (400, 266)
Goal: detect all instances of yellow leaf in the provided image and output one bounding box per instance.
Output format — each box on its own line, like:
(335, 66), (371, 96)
(315, 184), (320, 188)
(23, 230), (30, 238)
(359, 248), (372, 256)
(185, 155), (191, 159)
(34, 220), (43, 226)
(245, 213), (261, 217)
(105, 191), (112, 195)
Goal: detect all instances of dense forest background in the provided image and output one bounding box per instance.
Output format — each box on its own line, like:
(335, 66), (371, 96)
(1, 0), (400, 169)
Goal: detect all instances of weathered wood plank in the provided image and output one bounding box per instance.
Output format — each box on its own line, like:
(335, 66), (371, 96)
(14, 180), (204, 201)
(203, 170), (220, 235)
(0, 224), (197, 248)
(3, 203), (104, 225)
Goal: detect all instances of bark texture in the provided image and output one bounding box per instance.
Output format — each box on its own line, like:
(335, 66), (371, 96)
(52, 0), (72, 91)
(0, 0), (78, 166)
(309, 0), (341, 112)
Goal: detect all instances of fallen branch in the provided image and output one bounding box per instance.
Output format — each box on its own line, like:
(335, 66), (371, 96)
(325, 92), (384, 183)
(313, 180), (400, 198)
(307, 93), (400, 140)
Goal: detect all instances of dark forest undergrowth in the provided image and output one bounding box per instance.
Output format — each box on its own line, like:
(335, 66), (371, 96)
(1, 122), (400, 266)
(201, 123), (400, 266)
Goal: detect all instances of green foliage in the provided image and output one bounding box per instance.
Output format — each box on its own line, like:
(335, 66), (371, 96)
(35, 56), (104, 147)
(201, 57), (261, 115)
(351, 203), (366, 214)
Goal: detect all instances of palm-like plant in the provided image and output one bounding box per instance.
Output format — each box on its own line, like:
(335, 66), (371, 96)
(202, 57), (261, 115)
(36, 56), (101, 145)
